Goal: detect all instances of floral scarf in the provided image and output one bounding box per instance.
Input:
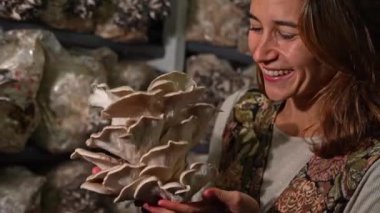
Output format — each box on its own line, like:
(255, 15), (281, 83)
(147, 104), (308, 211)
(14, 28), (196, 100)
(215, 89), (380, 212)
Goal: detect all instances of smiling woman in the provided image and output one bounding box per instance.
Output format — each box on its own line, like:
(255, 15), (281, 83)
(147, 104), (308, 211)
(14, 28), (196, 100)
(248, 0), (334, 104)
(142, 0), (380, 212)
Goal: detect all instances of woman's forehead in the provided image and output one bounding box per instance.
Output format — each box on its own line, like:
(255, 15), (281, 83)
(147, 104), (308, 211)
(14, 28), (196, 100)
(250, 0), (303, 21)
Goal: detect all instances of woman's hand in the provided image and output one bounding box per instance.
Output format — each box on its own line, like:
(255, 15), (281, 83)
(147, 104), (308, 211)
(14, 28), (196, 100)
(142, 187), (260, 213)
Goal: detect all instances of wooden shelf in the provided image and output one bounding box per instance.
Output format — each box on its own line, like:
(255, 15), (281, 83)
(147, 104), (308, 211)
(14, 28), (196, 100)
(0, 145), (69, 167)
(186, 41), (253, 65)
(0, 19), (165, 60)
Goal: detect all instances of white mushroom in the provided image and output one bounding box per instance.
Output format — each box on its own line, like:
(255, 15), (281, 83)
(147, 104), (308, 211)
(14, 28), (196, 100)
(102, 92), (164, 119)
(71, 148), (121, 170)
(71, 72), (217, 203)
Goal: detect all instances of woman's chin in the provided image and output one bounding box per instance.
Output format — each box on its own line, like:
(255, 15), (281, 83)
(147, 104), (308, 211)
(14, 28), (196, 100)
(265, 89), (291, 102)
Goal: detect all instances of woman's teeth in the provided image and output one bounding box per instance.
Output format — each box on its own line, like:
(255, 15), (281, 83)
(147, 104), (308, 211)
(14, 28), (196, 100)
(262, 68), (292, 77)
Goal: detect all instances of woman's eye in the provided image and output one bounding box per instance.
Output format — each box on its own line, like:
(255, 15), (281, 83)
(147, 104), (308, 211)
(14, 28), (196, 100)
(249, 26), (263, 32)
(278, 31), (297, 40)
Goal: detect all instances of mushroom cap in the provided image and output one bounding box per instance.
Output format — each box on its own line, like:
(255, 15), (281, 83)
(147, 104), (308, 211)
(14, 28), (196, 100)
(72, 72), (217, 203)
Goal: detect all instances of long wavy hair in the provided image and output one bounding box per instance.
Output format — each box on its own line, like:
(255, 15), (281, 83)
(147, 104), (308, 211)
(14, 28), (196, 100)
(257, 0), (380, 157)
(301, 0), (380, 157)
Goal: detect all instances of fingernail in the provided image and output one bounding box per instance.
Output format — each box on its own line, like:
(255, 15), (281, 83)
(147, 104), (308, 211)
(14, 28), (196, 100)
(91, 166), (101, 174)
(157, 199), (165, 206)
(142, 203), (149, 209)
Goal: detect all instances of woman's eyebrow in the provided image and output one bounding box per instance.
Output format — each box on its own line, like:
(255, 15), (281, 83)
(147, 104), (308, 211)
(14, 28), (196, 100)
(249, 13), (259, 21)
(273, 20), (298, 28)
(249, 13), (298, 28)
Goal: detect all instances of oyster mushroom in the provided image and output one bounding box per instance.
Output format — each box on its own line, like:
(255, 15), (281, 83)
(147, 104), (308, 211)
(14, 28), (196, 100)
(102, 92), (165, 119)
(86, 115), (165, 164)
(147, 71), (197, 93)
(71, 72), (217, 203)
(80, 181), (115, 195)
(71, 148), (121, 170)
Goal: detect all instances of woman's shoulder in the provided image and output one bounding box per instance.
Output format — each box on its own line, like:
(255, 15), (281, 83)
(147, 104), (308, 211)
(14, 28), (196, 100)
(235, 88), (269, 106)
(342, 138), (380, 211)
(232, 88), (280, 126)
(344, 157), (380, 212)
(340, 138), (380, 195)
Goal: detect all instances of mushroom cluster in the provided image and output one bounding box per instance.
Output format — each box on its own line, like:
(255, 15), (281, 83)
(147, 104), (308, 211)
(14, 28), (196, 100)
(0, 0), (43, 20)
(71, 72), (217, 203)
(65, 0), (101, 19)
(114, 0), (171, 31)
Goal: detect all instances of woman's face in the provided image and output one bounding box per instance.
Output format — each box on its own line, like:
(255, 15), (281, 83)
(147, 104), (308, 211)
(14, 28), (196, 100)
(249, 0), (335, 102)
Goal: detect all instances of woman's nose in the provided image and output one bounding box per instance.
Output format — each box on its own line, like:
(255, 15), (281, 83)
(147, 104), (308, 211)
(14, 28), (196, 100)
(252, 35), (278, 63)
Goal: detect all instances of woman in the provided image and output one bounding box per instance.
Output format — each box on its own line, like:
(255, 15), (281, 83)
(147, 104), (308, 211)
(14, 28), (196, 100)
(144, 0), (380, 212)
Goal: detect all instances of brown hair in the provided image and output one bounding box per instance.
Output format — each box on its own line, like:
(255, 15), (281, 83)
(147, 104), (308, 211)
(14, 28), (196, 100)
(298, 0), (380, 157)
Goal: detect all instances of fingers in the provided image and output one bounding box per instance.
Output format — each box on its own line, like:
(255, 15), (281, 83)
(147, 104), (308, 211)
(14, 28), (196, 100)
(143, 203), (175, 213)
(202, 187), (237, 203)
(202, 188), (260, 213)
(204, 188), (241, 212)
(157, 200), (203, 212)
(140, 188), (259, 213)
(144, 201), (204, 213)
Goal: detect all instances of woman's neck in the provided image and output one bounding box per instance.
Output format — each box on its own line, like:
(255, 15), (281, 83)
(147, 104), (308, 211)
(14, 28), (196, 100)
(275, 96), (322, 138)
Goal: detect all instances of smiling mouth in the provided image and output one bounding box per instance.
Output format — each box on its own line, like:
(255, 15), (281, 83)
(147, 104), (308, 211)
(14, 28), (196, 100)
(261, 67), (294, 77)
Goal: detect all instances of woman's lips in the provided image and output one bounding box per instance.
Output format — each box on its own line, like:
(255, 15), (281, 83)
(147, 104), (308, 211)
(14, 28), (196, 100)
(261, 67), (294, 82)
